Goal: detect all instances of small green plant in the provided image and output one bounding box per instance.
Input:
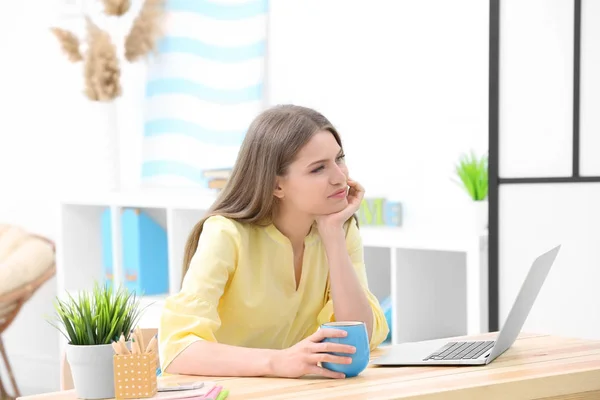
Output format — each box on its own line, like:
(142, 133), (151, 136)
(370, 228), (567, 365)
(454, 151), (488, 201)
(48, 282), (145, 345)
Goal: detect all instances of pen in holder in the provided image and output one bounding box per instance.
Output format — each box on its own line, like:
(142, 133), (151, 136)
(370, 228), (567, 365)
(112, 328), (159, 399)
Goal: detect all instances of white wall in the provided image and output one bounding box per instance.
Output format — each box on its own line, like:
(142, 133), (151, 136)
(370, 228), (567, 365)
(498, 0), (600, 340)
(500, 184), (600, 340)
(499, 0), (573, 178)
(580, 0), (600, 175)
(268, 0), (489, 237)
(0, 0), (146, 395)
(0, 1), (75, 395)
(0, 0), (488, 395)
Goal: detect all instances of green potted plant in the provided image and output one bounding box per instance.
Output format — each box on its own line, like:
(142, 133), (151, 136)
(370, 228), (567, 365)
(453, 150), (488, 233)
(48, 282), (144, 399)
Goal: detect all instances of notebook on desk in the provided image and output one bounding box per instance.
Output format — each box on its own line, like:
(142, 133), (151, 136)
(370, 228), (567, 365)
(128, 382), (221, 400)
(371, 245), (561, 367)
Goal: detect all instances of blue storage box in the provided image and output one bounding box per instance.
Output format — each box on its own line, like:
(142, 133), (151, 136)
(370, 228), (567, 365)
(121, 208), (169, 295)
(381, 296), (393, 343)
(100, 208), (169, 294)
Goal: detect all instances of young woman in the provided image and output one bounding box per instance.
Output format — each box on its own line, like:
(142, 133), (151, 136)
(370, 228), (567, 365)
(158, 105), (389, 379)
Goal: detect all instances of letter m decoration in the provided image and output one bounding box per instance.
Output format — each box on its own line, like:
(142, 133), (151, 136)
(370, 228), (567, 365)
(357, 198), (403, 227)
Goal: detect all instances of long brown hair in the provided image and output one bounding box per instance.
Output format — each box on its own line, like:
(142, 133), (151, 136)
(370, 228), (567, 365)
(181, 104), (350, 280)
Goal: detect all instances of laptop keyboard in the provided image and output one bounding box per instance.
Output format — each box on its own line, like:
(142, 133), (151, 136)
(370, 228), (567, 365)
(423, 340), (495, 361)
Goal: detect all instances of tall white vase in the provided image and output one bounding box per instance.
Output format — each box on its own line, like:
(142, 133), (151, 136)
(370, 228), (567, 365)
(87, 101), (121, 192)
(81, 8), (125, 192)
(473, 199), (488, 235)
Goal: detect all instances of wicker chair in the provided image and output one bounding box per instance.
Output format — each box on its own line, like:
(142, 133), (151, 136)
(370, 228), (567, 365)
(0, 226), (56, 399)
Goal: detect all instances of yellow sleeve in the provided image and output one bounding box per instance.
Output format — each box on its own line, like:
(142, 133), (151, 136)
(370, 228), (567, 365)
(158, 215), (239, 372)
(316, 218), (390, 350)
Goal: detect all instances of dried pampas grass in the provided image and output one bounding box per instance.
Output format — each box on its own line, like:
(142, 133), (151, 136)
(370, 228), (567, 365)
(51, 0), (164, 102)
(84, 18), (122, 102)
(102, 0), (131, 16)
(50, 27), (83, 62)
(124, 0), (165, 62)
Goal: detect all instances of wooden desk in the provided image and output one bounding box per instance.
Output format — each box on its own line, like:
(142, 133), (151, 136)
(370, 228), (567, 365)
(18, 333), (600, 400)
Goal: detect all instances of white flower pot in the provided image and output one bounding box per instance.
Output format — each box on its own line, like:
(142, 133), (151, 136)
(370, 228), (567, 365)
(66, 343), (117, 399)
(473, 200), (488, 235)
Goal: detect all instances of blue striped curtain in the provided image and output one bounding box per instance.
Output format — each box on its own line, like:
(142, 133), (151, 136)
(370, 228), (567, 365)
(141, 0), (268, 188)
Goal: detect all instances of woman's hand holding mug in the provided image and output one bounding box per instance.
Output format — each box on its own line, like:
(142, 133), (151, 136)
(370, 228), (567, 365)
(269, 328), (356, 379)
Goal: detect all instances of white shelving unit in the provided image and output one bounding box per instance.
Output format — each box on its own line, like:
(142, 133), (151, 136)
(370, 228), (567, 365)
(359, 228), (489, 345)
(55, 190), (217, 327)
(56, 189), (489, 355)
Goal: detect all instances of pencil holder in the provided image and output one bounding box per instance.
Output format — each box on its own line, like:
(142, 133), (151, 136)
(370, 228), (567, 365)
(113, 353), (158, 399)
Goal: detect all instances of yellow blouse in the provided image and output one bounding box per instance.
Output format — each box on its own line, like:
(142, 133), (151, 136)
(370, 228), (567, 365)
(158, 215), (389, 372)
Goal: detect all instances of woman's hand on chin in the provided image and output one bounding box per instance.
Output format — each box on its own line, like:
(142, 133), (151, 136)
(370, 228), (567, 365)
(316, 179), (365, 236)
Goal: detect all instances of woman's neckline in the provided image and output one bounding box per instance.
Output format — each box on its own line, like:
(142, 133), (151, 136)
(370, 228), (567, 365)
(264, 221), (320, 246)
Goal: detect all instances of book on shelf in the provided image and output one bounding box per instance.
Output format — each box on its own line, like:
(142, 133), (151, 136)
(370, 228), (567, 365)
(101, 208), (169, 296)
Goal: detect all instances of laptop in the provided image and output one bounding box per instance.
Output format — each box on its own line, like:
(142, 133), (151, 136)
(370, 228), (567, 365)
(371, 244), (561, 366)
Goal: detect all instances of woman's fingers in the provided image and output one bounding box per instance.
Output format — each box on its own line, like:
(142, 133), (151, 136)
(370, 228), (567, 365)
(311, 341), (356, 355)
(347, 178), (365, 193)
(302, 330), (355, 379)
(310, 353), (352, 365)
(346, 179), (365, 207)
(309, 328), (347, 342)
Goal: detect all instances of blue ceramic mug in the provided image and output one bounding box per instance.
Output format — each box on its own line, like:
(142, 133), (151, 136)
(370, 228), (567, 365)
(320, 321), (370, 377)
